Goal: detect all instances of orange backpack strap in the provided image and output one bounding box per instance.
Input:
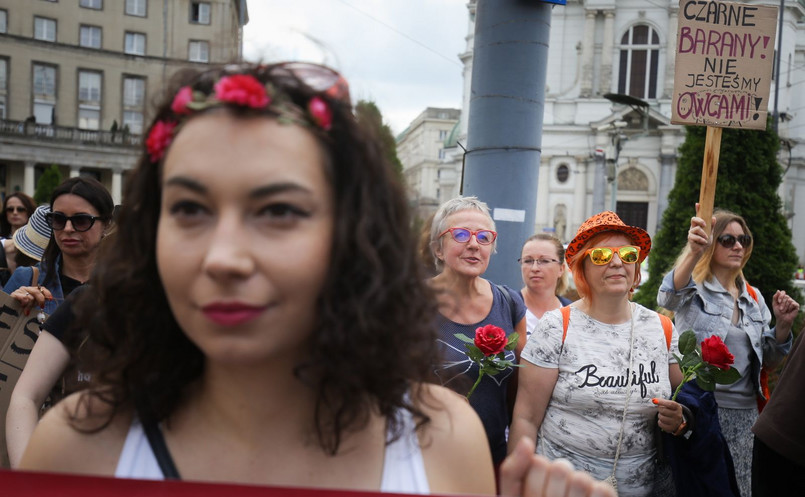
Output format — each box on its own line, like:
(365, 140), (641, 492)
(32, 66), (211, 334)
(658, 313), (672, 350)
(745, 281), (759, 303)
(560, 306), (571, 343)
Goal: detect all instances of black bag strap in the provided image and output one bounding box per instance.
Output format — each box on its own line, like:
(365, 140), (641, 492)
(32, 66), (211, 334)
(495, 283), (518, 327)
(142, 419), (181, 480)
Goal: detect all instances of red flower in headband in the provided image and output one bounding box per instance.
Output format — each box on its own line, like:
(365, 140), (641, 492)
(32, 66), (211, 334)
(307, 96), (332, 131)
(214, 74), (270, 108)
(171, 86), (194, 115)
(146, 120), (177, 163)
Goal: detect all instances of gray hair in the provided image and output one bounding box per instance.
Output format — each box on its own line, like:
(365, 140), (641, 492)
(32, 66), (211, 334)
(429, 196), (496, 271)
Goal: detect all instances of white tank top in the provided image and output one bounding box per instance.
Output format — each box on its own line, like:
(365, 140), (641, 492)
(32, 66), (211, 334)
(115, 409), (429, 494)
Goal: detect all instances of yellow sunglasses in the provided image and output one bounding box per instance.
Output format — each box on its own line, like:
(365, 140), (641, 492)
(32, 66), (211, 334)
(584, 245), (640, 265)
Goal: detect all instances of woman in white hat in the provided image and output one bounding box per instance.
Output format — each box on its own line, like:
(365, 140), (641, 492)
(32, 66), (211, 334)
(509, 211), (686, 497)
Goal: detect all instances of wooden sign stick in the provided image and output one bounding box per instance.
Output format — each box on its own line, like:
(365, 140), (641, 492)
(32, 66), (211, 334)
(698, 126), (722, 233)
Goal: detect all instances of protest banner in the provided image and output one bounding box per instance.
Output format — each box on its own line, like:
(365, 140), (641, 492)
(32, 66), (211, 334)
(0, 292), (43, 468)
(670, 0), (777, 229)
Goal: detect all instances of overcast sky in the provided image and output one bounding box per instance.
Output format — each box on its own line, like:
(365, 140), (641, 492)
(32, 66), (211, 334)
(242, 0), (469, 135)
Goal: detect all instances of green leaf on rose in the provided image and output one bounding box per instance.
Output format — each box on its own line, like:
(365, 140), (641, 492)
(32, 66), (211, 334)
(714, 366), (741, 384)
(505, 332), (519, 351)
(454, 333), (475, 344)
(465, 345), (484, 362)
(678, 330), (698, 355)
(680, 352), (700, 369)
(695, 374), (716, 391)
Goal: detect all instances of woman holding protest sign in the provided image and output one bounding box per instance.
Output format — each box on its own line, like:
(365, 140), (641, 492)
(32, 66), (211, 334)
(658, 205), (799, 496)
(3, 177), (114, 468)
(17, 63), (613, 497)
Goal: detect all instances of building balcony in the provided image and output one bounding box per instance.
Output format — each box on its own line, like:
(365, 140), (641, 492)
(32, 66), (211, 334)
(0, 119), (142, 148)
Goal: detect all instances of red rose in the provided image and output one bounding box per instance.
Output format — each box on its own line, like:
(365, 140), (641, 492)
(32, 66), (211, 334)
(214, 74), (270, 109)
(171, 86), (194, 115)
(474, 324), (507, 356)
(145, 120), (177, 163)
(701, 335), (734, 370)
(307, 96), (332, 130)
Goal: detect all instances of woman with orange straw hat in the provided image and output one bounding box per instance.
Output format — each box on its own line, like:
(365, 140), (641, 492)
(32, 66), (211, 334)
(509, 211), (686, 497)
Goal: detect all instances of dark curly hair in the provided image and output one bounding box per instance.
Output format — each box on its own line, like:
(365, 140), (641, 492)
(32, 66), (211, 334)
(75, 63), (441, 454)
(41, 177), (114, 288)
(0, 192), (36, 238)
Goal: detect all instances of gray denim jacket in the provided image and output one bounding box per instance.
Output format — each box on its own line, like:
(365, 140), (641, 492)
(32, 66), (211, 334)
(658, 269), (792, 400)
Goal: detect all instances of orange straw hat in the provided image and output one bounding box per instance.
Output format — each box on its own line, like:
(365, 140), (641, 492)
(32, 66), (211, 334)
(565, 211), (651, 267)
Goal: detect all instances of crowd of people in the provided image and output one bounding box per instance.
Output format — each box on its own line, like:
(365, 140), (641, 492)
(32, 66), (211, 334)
(0, 61), (801, 497)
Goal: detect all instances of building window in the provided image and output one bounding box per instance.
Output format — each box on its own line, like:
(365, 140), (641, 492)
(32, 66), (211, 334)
(80, 0), (102, 9)
(189, 40), (209, 62)
(78, 70), (101, 130)
(124, 32), (146, 55)
(556, 164), (570, 183)
(125, 0), (146, 17)
(617, 24), (660, 100)
(0, 10), (7, 34)
(438, 148), (445, 160)
(33, 63), (57, 125)
(0, 58), (7, 119)
(34, 16), (57, 42)
(123, 76), (145, 134)
(190, 2), (211, 24)
(79, 25), (102, 49)
(439, 129), (447, 140)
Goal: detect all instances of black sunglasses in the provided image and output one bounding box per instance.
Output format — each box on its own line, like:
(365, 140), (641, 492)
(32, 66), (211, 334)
(5, 206), (27, 214)
(717, 234), (752, 248)
(46, 212), (101, 232)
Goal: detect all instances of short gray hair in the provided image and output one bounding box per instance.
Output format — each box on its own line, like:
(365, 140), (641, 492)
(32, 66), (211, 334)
(429, 196), (496, 271)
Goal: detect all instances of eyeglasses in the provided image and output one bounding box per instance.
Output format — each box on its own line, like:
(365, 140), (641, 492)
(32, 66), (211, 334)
(519, 257), (560, 267)
(46, 212), (101, 232)
(717, 234), (752, 248)
(439, 227), (497, 245)
(584, 246), (640, 265)
(5, 206), (27, 214)
(250, 62), (350, 103)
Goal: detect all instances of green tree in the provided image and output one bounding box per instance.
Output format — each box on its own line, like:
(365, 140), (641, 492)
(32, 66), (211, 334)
(635, 120), (802, 312)
(34, 165), (63, 205)
(355, 100), (404, 177)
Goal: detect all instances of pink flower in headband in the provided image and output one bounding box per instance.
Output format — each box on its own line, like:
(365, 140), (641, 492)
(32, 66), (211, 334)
(171, 86), (194, 115)
(308, 96), (332, 131)
(214, 74), (270, 108)
(146, 120), (177, 163)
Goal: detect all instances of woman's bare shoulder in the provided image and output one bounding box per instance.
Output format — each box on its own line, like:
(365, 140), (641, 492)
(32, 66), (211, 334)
(413, 383), (496, 495)
(18, 391), (132, 476)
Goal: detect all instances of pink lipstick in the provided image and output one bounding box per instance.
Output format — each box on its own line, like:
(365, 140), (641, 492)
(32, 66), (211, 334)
(201, 302), (265, 327)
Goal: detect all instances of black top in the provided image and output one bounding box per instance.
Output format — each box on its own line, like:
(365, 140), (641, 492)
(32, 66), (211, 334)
(41, 284), (87, 343)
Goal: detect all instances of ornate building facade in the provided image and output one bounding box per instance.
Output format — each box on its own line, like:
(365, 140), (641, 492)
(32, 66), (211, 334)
(402, 0), (805, 265)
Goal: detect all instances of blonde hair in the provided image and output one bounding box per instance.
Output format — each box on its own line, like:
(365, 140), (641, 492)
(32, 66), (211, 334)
(429, 196), (496, 271)
(521, 233), (570, 296)
(673, 209), (753, 286)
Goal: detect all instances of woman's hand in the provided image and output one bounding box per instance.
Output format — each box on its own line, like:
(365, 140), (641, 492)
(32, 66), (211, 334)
(771, 290), (800, 337)
(500, 437), (616, 497)
(687, 203), (715, 259)
(653, 397), (685, 435)
(9, 285), (52, 316)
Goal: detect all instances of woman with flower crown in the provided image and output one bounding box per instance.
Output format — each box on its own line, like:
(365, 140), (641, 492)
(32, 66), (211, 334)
(17, 63), (614, 497)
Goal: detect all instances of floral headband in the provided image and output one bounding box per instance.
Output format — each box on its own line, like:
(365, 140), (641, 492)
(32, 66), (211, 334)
(145, 72), (336, 164)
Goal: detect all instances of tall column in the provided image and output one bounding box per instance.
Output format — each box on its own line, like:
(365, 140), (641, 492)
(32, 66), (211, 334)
(464, 0), (553, 288)
(600, 10), (615, 95)
(573, 160), (588, 230)
(579, 10), (596, 98)
(111, 169), (123, 205)
(592, 133), (609, 213)
(23, 162), (36, 197)
(656, 126), (679, 230)
(535, 160), (551, 231)
(663, 5), (680, 98)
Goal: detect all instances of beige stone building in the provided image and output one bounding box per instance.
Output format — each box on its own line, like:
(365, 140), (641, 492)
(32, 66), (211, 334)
(0, 0), (247, 203)
(396, 107), (460, 221)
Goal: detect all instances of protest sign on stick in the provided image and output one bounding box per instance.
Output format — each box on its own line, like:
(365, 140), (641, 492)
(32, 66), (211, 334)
(0, 292), (43, 468)
(671, 0), (777, 230)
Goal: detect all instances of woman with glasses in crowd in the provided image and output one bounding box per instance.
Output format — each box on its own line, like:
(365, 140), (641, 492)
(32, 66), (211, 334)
(16, 63), (612, 497)
(0, 192), (36, 280)
(510, 212), (687, 496)
(3, 177), (114, 468)
(518, 233), (573, 337)
(658, 205), (799, 496)
(429, 196), (527, 475)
